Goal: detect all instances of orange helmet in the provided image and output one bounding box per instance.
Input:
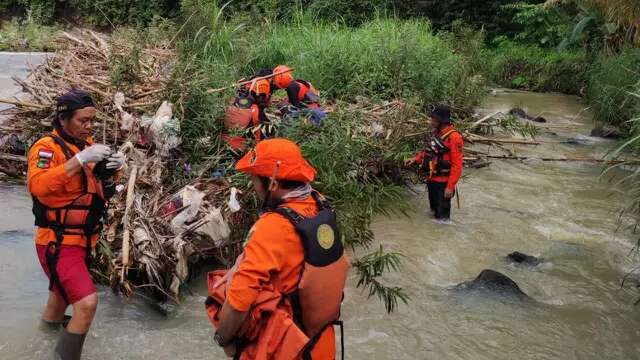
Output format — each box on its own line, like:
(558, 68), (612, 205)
(235, 138), (316, 182)
(273, 65), (294, 89)
(248, 78), (271, 97)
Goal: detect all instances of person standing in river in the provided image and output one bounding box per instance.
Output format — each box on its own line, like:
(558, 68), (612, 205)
(406, 104), (464, 222)
(205, 138), (348, 359)
(27, 89), (125, 359)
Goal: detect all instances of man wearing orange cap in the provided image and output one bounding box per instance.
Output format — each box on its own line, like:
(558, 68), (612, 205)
(210, 138), (349, 359)
(223, 78), (272, 150)
(271, 65), (326, 126)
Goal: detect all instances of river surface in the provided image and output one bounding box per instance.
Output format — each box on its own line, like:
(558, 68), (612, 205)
(2, 85), (640, 359)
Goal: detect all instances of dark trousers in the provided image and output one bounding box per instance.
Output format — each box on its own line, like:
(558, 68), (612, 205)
(427, 181), (452, 220)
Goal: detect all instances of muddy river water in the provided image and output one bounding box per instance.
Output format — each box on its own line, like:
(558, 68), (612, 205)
(2, 89), (640, 359)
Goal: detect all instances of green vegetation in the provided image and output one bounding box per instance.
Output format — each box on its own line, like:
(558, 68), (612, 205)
(586, 48), (640, 131)
(0, 16), (58, 51)
(483, 40), (588, 94)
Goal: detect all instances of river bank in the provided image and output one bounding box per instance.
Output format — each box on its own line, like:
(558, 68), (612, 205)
(2, 90), (640, 359)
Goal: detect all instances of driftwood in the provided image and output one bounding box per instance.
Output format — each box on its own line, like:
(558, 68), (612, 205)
(465, 154), (632, 164)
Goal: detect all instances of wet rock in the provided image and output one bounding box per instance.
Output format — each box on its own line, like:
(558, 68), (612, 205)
(454, 269), (530, 300)
(468, 158), (491, 169)
(506, 251), (542, 266)
(508, 107), (546, 123)
(591, 125), (624, 139)
(508, 107), (527, 119)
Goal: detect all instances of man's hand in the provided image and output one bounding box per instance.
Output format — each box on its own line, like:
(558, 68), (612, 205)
(75, 144), (111, 166)
(106, 152), (126, 170)
(404, 158), (415, 167)
(444, 188), (455, 199)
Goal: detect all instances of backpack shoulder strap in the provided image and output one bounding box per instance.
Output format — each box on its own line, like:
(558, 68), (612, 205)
(47, 134), (77, 161)
(441, 129), (458, 140)
(273, 206), (305, 225)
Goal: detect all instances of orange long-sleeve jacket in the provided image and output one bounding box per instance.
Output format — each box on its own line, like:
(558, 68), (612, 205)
(227, 196), (336, 360)
(27, 130), (114, 248)
(414, 124), (464, 191)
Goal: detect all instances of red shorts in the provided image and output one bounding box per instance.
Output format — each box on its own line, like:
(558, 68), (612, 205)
(36, 244), (96, 304)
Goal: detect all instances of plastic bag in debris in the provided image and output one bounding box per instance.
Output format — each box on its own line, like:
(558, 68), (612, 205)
(196, 207), (230, 246)
(148, 101), (181, 155)
(170, 185), (205, 233)
(114, 92), (137, 132)
(228, 187), (241, 213)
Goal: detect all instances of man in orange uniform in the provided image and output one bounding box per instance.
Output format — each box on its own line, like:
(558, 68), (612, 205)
(27, 89), (125, 359)
(212, 138), (348, 359)
(406, 105), (463, 221)
(271, 65), (326, 126)
(224, 78), (272, 150)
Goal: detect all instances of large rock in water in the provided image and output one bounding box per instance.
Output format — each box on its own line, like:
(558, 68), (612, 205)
(506, 251), (542, 266)
(454, 269), (530, 300)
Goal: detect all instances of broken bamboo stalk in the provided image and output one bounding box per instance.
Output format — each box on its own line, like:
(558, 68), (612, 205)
(0, 98), (48, 109)
(468, 111), (501, 131)
(0, 153), (27, 162)
(206, 67), (296, 94)
(466, 154), (634, 164)
(120, 165), (138, 282)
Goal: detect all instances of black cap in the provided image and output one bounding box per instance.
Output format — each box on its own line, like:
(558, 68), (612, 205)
(429, 104), (451, 123)
(54, 89), (95, 127)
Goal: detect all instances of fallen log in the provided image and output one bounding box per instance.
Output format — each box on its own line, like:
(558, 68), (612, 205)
(465, 154), (637, 165)
(0, 153), (27, 162)
(468, 111), (501, 131)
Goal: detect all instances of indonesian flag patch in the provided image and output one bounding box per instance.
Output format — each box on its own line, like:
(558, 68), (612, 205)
(37, 149), (53, 169)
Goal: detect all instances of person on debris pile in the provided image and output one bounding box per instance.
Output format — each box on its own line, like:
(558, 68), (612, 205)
(223, 78), (272, 150)
(27, 89), (125, 359)
(405, 104), (463, 222)
(205, 138), (349, 359)
(271, 65), (326, 126)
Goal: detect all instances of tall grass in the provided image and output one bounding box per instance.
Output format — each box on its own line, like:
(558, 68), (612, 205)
(483, 40), (589, 94)
(586, 48), (640, 130)
(243, 13), (485, 107)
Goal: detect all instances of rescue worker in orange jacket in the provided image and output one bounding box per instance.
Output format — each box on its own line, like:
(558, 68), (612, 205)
(27, 89), (125, 359)
(405, 105), (464, 221)
(209, 139), (349, 359)
(271, 65), (320, 109)
(224, 78), (272, 150)
(271, 65), (326, 126)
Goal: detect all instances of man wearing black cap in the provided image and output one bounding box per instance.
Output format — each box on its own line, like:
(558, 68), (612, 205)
(27, 89), (125, 359)
(405, 104), (464, 222)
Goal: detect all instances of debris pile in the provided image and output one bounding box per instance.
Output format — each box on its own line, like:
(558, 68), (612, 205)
(0, 30), (244, 303)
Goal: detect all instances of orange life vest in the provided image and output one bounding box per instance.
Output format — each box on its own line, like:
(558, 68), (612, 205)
(224, 95), (263, 150)
(205, 255), (310, 360)
(205, 192), (349, 359)
(423, 128), (458, 178)
(296, 80), (320, 107)
(272, 191), (349, 357)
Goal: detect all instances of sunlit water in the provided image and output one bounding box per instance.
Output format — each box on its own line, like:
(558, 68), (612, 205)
(2, 90), (640, 359)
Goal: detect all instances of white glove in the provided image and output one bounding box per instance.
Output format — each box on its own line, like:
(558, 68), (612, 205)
(75, 144), (111, 166)
(106, 152), (126, 170)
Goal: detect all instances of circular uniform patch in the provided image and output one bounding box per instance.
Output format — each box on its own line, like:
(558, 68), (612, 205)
(317, 224), (335, 250)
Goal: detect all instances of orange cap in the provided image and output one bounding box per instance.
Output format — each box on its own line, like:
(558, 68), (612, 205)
(235, 138), (316, 182)
(273, 65), (293, 89)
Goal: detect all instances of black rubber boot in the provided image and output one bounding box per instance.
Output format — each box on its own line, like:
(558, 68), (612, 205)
(53, 329), (86, 360)
(41, 315), (72, 332)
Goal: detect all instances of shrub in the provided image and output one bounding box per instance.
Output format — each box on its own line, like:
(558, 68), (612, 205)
(243, 13), (485, 107)
(586, 48), (640, 129)
(483, 40), (588, 94)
